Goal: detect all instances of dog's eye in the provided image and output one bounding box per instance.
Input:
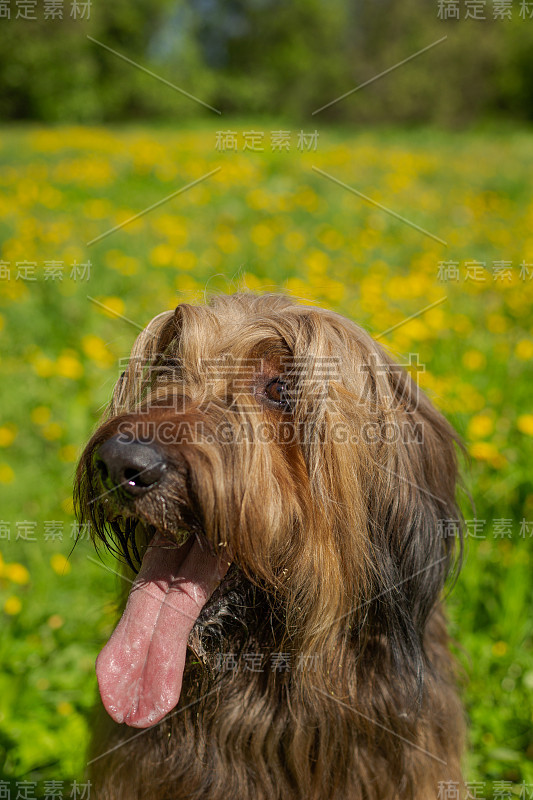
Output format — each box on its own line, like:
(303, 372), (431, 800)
(264, 378), (292, 411)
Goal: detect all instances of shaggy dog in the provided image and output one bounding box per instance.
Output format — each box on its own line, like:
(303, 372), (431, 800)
(75, 293), (464, 800)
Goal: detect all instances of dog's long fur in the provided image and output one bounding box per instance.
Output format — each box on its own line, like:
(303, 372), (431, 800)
(76, 293), (464, 800)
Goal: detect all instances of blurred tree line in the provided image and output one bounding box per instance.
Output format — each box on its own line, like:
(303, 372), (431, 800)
(1, 0), (533, 124)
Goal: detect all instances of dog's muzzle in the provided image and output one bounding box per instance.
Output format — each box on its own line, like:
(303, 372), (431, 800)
(96, 436), (167, 497)
(91, 433), (233, 729)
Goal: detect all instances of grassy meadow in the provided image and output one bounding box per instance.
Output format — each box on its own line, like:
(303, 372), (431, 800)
(0, 122), (532, 796)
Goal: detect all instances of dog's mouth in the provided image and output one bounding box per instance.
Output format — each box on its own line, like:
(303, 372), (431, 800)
(95, 519), (232, 729)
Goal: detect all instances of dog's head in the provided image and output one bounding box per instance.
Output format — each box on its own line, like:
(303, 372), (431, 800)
(75, 293), (463, 729)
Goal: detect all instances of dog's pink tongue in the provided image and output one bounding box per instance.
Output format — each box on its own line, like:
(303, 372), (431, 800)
(96, 533), (230, 729)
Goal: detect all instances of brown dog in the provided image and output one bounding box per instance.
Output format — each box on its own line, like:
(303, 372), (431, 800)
(76, 293), (464, 799)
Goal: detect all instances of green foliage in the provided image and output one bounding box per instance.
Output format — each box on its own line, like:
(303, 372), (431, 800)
(1, 0), (533, 123)
(0, 0), (208, 122)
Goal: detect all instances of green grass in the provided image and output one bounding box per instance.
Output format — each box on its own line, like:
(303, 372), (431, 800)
(0, 121), (532, 797)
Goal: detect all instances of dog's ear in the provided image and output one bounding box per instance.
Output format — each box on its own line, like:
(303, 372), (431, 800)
(361, 342), (464, 694)
(274, 309), (463, 693)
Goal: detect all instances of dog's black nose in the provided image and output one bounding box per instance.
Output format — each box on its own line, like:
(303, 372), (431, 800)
(96, 436), (166, 496)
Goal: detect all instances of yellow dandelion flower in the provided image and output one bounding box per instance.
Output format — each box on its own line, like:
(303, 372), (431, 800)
(50, 554), (71, 575)
(386, 172), (412, 193)
(318, 228), (344, 251)
(83, 198), (113, 219)
(81, 333), (105, 356)
(515, 339), (533, 361)
(517, 414), (533, 437)
(457, 386), (486, 413)
(61, 497), (74, 515)
(216, 230), (239, 254)
(82, 335), (113, 368)
(453, 315), (473, 335)
(175, 274), (200, 293)
(98, 296), (125, 319)
(470, 441), (506, 468)
(386, 276), (410, 300)
(462, 350), (486, 370)
(324, 281), (345, 303)
(56, 353), (83, 380)
(4, 562), (30, 585)
(59, 444), (78, 463)
(0, 464), (14, 484)
(285, 277), (317, 301)
(191, 185), (211, 206)
(4, 596), (22, 615)
(57, 701), (74, 716)
(41, 422), (62, 441)
(295, 187), (319, 212)
(467, 414), (494, 440)
(48, 614), (64, 629)
(284, 231), (306, 252)
(150, 244), (174, 267)
(251, 224), (275, 248)
(245, 188), (271, 211)
(305, 249), (330, 275)
(470, 441), (496, 460)
(409, 274), (433, 299)
(151, 215), (188, 244)
(492, 641), (508, 657)
(425, 308), (445, 332)
(176, 251), (197, 271)
(32, 355), (55, 378)
(401, 319), (429, 341)
(200, 248), (222, 268)
(105, 250), (139, 276)
(31, 406), (51, 425)
(486, 313), (507, 334)
(39, 186), (63, 209)
(0, 425), (17, 447)
(242, 272), (263, 291)
(114, 209), (143, 234)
